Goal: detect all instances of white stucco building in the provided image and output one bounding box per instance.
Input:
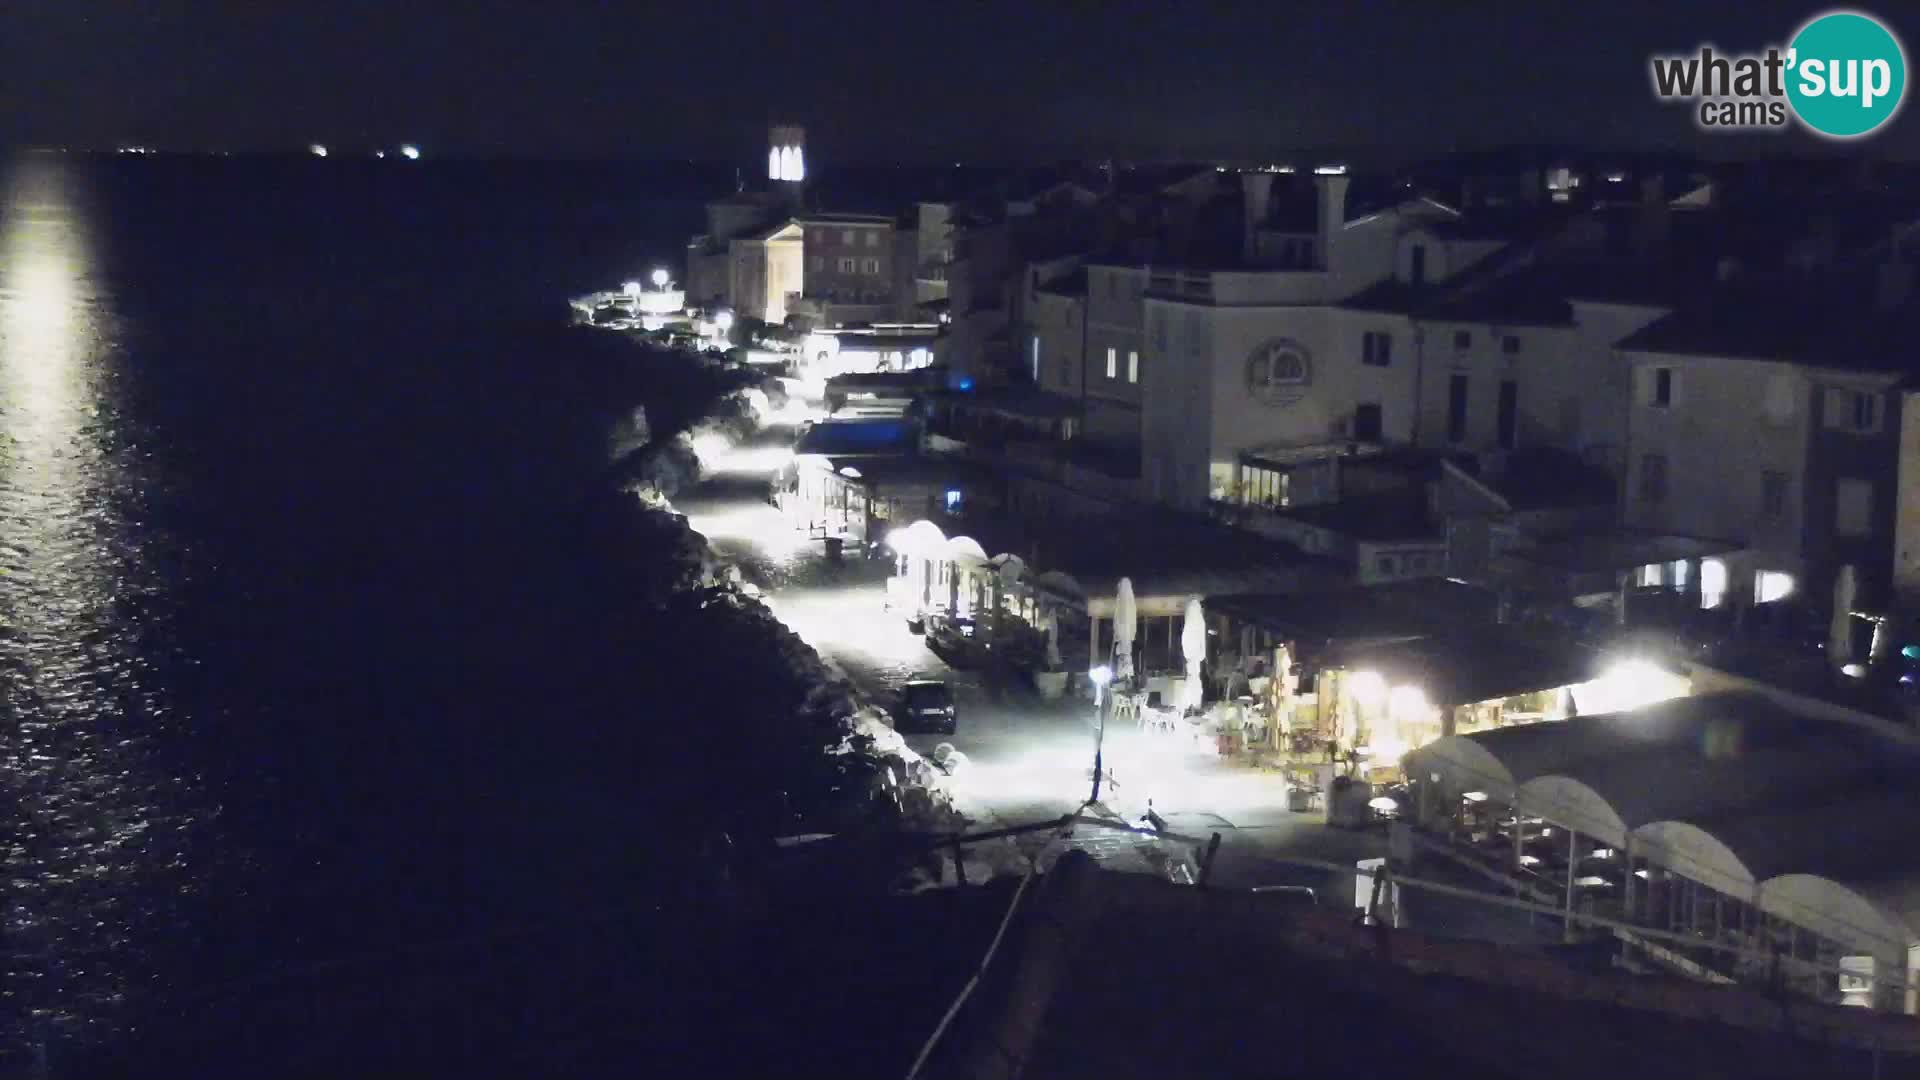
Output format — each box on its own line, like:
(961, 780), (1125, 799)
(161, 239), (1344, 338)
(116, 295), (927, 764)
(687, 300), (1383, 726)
(1139, 174), (1473, 509)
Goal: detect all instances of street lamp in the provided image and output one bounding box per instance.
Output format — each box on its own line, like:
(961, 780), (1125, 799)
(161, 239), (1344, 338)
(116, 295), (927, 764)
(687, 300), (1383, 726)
(714, 309), (735, 333)
(622, 281), (642, 300)
(1089, 665), (1113, 803)
(651, 268), (670, 289)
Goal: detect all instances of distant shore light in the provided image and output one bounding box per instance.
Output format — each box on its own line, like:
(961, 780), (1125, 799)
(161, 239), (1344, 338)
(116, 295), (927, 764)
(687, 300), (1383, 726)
(400, 144), (421, 160)
(309, 144), (328, 157)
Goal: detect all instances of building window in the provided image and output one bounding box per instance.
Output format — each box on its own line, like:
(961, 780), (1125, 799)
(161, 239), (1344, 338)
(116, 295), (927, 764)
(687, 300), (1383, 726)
(1760, 469), (1789, 517)
(841, 229), (855, 245)
(1127, 350), (1139, 383)
(1447, 374), (1469, 443)
(1639, 453), (1668, 503)
(1376, 554), (1399, 576)
(865, 231), (879, 248)
(1496, 379), (1517, 449)
(1700, 558), (1727, 609)
(1030, 336), (1040, 383)
(1502, 335), (1521, 355)
(1353, 403), (1383, 441)
(1409, 245), (1427, 286)
(1362, 331), (1393, 367)
(1453, 330), (1471, 350)
(1668, 559), (1691, 591)
(837, 257), (855, 273)
(1649, 367), (1673, 407)
(862, 258), (881, 275)
(809, 255), (823, 272)
(1824, 388), (1882, 433)
(1755, 571), (1795, 604)
(1837, 477), (1873, 537)
(1241, 465), (1290, 508)
(1106, 346), (1117, 379)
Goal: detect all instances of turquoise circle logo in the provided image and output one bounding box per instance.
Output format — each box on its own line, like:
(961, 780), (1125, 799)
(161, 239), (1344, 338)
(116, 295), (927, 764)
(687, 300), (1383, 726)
(1787, 10), (1907, 138)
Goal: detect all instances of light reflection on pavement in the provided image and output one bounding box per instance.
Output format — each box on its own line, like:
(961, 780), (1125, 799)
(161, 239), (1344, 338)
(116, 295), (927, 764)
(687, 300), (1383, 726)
(675, 428), (1386, 889)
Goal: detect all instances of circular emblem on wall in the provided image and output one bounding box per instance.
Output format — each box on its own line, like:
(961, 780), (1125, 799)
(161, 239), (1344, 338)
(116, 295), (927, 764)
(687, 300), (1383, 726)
(1245, 338), (1312, 407)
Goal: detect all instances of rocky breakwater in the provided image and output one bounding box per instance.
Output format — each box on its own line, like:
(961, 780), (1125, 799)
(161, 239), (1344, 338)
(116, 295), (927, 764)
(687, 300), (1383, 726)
(598, 342), (960, 901)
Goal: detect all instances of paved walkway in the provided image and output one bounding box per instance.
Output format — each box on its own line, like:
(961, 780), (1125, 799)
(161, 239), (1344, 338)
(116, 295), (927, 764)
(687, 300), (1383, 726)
(675, 431), (1386, 892)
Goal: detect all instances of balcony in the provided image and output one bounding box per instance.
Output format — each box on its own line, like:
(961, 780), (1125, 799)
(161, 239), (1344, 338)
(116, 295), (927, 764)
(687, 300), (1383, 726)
(1144, 266), (1329, 307)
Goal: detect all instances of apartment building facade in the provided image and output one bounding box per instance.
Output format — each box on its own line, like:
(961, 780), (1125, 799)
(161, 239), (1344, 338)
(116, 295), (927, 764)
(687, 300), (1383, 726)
(1619, 285), (1914, 612)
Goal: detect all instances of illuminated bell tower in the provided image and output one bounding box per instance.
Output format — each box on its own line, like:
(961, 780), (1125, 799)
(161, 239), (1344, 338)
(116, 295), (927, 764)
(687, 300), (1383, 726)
(769, 124), (807, 207)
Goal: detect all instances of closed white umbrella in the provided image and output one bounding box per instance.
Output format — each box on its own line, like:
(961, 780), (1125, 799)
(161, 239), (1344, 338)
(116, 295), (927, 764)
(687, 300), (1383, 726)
(1831, 564), (1859, 670)
(1113, 577), (1137, 683)
(1181, 597), (1206, 712)
(1043, 609), (1063, 670)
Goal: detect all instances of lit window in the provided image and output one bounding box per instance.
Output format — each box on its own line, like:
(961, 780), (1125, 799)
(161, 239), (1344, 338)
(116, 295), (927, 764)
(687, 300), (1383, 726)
(841, 229), (855, 245)
(1030, 336), (1041, 383)
(838, 257), (855, 273)
(1106, 346), (1117, 378)
(1127, 350), (1139, 383)
(1755, 571), (1795, 604)
(1700, 558), (1727, 609)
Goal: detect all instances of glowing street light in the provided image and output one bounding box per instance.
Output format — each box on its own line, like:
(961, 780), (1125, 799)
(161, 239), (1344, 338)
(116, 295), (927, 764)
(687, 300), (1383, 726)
(714, 310), (735, 333)
(650, 268), (671, 289)
(400, 144), (421, 160)
(309, 143), (329, 157)
(1346, 670), (1387, 708)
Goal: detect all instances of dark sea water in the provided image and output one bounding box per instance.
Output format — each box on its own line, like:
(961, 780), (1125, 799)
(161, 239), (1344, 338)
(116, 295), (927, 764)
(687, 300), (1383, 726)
(0, 153), (721, 1074)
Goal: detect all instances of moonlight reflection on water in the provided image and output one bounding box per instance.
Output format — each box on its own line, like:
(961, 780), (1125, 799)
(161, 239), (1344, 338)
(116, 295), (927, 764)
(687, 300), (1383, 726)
(1, 157), (205, 1060)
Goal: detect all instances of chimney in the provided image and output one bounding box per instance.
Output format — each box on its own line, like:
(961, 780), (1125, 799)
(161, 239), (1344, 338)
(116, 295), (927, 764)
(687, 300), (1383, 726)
(1241, 170), (1275, 264)
(1315, 173), (1350, 274)
(1634, 174), (1669, 262)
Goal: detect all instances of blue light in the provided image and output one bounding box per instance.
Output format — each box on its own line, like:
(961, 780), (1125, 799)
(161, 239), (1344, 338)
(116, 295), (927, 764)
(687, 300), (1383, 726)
(945, 489), (962, 510)
(956, 377), (974, 391)
(1904, 644), (1920, 661)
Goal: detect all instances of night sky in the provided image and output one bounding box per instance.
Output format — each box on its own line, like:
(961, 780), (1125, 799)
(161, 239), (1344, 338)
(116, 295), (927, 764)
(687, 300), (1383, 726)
(4, 0), (1917, 164)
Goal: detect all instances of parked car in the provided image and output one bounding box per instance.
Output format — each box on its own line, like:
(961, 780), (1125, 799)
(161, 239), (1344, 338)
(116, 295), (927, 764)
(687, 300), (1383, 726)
(891, 679), (957, 734)
(925, 615), (984, 667)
